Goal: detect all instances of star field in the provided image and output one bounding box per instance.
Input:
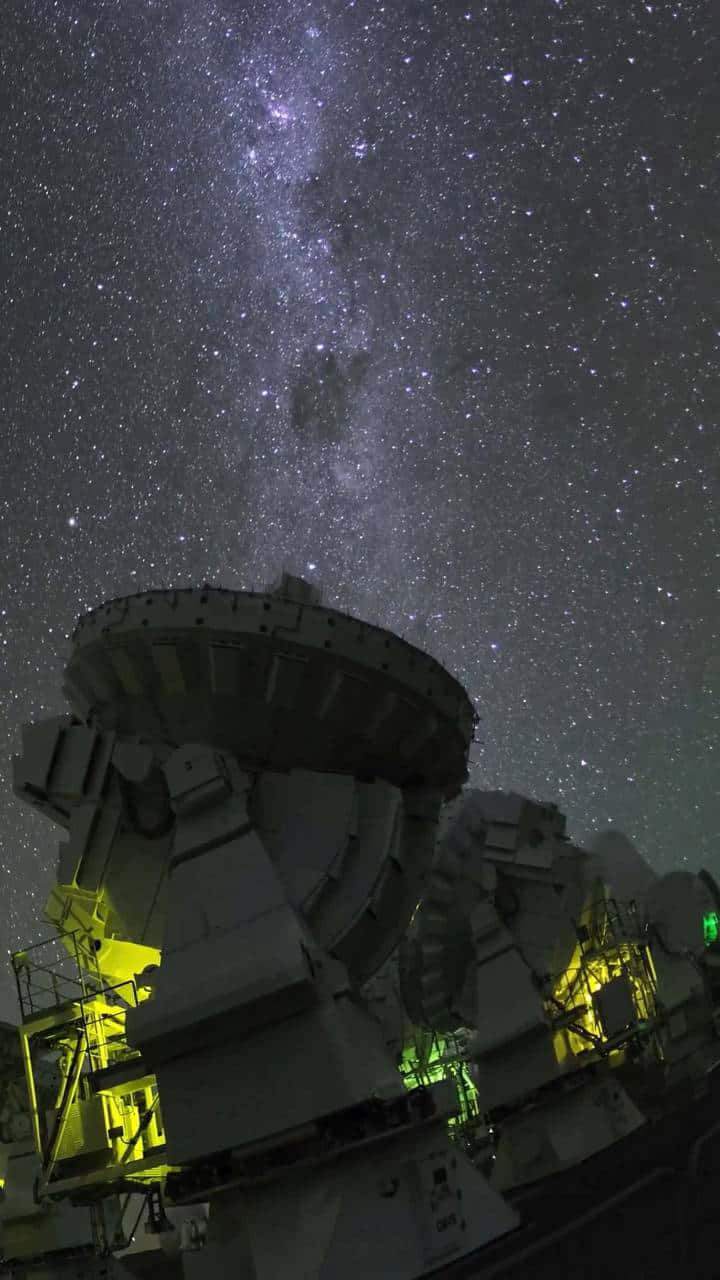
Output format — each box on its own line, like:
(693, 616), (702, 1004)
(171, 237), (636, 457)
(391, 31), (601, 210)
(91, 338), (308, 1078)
(0, 1), (718, 1019)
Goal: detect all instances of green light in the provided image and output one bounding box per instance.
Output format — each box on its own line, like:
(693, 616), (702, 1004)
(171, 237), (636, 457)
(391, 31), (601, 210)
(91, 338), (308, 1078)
(703, 912), (719, 945)
(399, 1033), (480, 1130)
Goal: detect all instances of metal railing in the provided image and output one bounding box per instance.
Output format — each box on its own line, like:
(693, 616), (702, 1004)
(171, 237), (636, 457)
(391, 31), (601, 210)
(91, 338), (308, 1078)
(11, 930), (103, 1021)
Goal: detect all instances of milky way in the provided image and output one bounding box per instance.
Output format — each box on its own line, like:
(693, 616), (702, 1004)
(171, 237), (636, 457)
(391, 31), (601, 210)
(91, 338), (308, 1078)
(0, 1), (718, 1018)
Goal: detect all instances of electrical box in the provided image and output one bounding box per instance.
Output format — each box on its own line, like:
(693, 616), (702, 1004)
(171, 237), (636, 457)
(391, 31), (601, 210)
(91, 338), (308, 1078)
(594, 976), (636, 1039)
(46, 1093), (126, 1164)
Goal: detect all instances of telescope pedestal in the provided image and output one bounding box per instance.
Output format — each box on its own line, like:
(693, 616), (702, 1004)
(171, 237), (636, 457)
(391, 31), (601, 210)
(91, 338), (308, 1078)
(124, 745), (517, 1276)
(180, 1122), (517, 1280)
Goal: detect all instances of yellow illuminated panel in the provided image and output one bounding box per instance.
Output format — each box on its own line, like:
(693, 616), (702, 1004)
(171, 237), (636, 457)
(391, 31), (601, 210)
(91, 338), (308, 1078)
(44, 883), (159, 995)
(551, 928), (656, 1066)
(22, 990), (172, 1193)
(15, 894), (171, 1198)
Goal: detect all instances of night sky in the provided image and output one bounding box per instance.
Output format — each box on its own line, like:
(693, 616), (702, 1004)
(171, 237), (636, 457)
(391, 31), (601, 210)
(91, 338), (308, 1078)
(1, 2), (718, 1020)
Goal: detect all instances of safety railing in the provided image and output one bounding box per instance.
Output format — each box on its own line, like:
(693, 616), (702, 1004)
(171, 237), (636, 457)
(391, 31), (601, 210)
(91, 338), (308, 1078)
(11, 930), (103, 1021)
